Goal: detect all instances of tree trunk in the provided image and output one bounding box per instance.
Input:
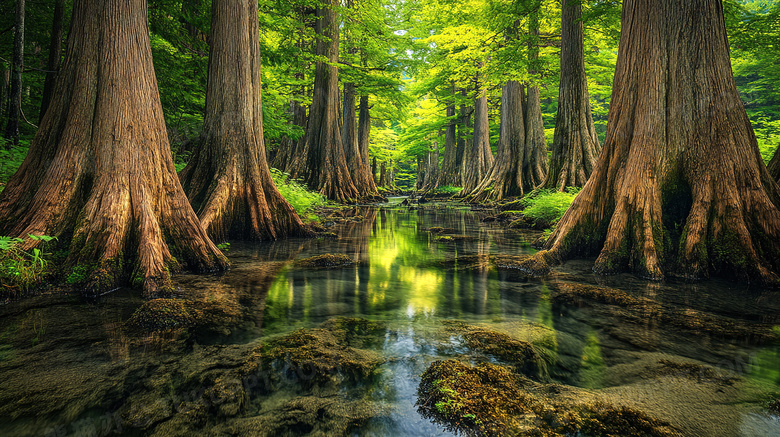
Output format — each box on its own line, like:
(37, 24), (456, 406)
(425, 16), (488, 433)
(357, 94), (381, 197)
(460, 88), (494, 195)
(469, 81), (526, 202)
(455, 91), (470, 176)
(421, 140), (440, 192)
(0, 0), (228, 295)
(179, 0), (307, 241)
(40, 0), (66, 123)
(4, 0), (24, 144)
(379, 161), (388, 187)
(371, 156), (377, 184)
(437, 86), (460, 187)
(290, 0), (359, 202)
(0, 64), (8, 123)
(342, 85), (379, 199)
(544, 0), (600, 190)
(523, 85), (549, 191)
(272, 99), (307, 172)
(531, 0), (780, 285)
(769, 147), (780, 182)
(416, 155), (424, 190)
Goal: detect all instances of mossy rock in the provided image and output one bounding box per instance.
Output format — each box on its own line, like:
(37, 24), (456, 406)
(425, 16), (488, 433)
(126, 299), (198, 332)
(650, 359), (738, 385)
(215, 395), (389, 436)
(417, 359), (681, 437)
(444, 321), (543, 377)
(493, 255), (534, 271)
(434, 235), (455, 243)
(552, 283), (643, 307)
(250, 318), (385, 389)
(294, 254), (355, 269)
(428, 227), (457, 234)
(508, 219), (528, 229)
(768, 398), (780, 415)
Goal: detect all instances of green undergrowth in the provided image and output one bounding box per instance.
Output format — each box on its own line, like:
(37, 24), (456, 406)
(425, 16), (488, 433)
(520, 188), (580, 228)
(435, 185), (462, 195)
(270, 168), (328, 222)
(0, 235), (56, 296)
(0, 138), (30, 193)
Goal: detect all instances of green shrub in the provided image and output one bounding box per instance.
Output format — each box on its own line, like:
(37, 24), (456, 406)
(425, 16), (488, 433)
(0, 138), (30, 193)
(521, 188), (579, 227)
(435, 185), (461, 195)
(270, 168), (327, 222)
(0, 235), (56, 293)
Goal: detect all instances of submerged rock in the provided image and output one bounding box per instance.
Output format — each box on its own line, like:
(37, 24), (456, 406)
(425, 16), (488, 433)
(293, 254), (355, 269)
(417, 359), (681, 437)
(444, 321), (544, 377)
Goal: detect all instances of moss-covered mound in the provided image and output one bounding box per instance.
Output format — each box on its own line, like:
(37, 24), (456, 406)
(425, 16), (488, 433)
(445, 322), (542, 377)
(125, 298), (198, 331)
(294, 254), (355, 269)
(246, 318), (385, 389)
(125, 295), (241, 335)
(417, 359), (681, 437)
(552, 283), (643, 307)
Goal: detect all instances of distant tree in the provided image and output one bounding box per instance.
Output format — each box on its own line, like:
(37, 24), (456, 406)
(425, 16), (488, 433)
(544, 0), (600, 190)
(0, 0), (228, 295)
(533, 0), (780, 284)
(179, 0), (308, 241)
(436, 86), (460, 187)
(39, 0), (66, 123)
(288, 0), (358, 202)
(460, 85), (494, 195)
(4, 0), (24, 144)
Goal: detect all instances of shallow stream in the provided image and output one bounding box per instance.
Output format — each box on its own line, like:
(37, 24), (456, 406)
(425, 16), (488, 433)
(1, 198), (779, 436)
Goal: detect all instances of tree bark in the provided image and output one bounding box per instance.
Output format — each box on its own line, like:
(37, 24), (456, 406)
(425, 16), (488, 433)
(0, 0), (228, 295)
(290, 0), (359, 202)
(179, 0), (307, 242)
(4, 0), (24, 144)
(40, 0), (66, 123)
(523, 85), (549, 191)
(421, 140), (440, 192)
(469, 81), (526, 202)
(531, 0), (780, 285)
(460, 88), (494, 195)
(371, 156), (377, 183)
(0, 64), (8, 123)
(455, 91), (471, 177)
(544, 0), (600, 190)
(342, 84), (379, 199)
(357, 94), (380, 194)
(379, 161), (388, 187)
(769, 147), (780, 183)
(437, 86), (460, 187)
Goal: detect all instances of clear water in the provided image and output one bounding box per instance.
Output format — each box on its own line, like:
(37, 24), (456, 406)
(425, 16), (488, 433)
(1, 198), (779, 436)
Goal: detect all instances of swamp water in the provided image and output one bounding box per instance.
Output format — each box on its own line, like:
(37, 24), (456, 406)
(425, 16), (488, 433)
(1, 198), (779, 436)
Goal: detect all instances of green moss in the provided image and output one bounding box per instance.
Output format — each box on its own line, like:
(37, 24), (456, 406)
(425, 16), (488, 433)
(444, 322), (543, 377)
(293, 254), (355, 269)
(417, 360), (680, 437)
(552, 283), (642, 307)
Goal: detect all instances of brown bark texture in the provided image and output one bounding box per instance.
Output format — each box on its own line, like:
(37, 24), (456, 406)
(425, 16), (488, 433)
(437, 94), (460, 187)
(40, 0), (66, 123)
(180, 0), (307, 242)
(523, 85), (549, 190)
(534, 0), (780, 285)
(358, 94), (381, 196)
(290, 0), (359, 202)
(469, 81), (529, 202)
(343, 85), (380, 199)
(460, 89), (495, 195)
(4, 0), (24, 143)
(421, 141), (440, 192)
(0, 0), (228, 295)
(768, 147), (780, 182)
(544, 0), (600, 190)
